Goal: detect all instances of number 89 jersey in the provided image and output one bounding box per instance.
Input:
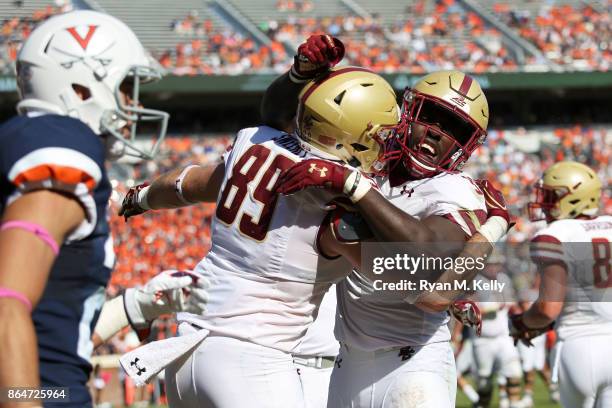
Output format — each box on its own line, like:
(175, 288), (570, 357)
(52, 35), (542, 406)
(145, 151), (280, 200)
(183, 126), (351, 352)
(530, 215), (612, 340)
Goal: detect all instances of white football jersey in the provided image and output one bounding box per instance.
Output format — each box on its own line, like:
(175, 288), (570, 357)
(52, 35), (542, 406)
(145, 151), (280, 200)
(180, 126), (351, 352)
(530, 215), (612, 340)
(336, 172), (487, 350)
(293, 285), (339, 357)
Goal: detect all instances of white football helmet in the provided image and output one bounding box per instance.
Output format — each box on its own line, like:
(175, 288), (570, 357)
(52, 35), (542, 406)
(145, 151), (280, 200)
(16, 10), (169, 159)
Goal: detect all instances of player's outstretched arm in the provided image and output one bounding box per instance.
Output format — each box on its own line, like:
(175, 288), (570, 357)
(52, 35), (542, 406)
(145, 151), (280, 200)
(92, 270), (209, 348)
(0, 191), (84, 401)
(119, 162), (225, 220)
(260, 34), (344, 131)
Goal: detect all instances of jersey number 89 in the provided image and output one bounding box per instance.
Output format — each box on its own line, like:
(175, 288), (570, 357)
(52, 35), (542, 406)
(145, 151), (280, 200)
(216, 145), (295, 241)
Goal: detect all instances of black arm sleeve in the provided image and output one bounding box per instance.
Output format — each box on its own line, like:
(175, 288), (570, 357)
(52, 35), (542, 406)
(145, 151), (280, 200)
(260, 72), (307, 132)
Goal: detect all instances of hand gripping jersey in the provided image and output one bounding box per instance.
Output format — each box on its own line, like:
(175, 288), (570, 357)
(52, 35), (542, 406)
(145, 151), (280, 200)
(180, 126), (351, 352)
(0, 114), (112, 406)
(336, 172), (487, 350)
(530, 215), (612, 341)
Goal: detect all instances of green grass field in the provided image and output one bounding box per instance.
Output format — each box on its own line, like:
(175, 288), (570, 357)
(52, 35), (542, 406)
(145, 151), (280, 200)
(456, 375), (561, 408)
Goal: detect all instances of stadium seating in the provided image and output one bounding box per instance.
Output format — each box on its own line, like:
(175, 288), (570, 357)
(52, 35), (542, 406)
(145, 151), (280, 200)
(1, 0), (609, 74)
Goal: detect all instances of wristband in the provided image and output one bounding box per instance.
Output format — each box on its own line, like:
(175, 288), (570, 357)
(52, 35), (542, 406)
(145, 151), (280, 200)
(343, 171), (372, 203)
(478, 216), (508, 243)
(0, 287), (32, 312)
(137, 185), (151, 210)
(175, 164), (200, 205)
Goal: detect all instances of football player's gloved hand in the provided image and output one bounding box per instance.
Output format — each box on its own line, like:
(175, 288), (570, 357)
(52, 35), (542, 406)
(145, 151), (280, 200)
(475, 179), (514, 243)
(275, 159), (373, 203)
(451, 300), (482, 336)
(276, 159), (349, 195)
(119, 182), (150, 221)
(290, 34), (345, 83)
(124, 270), (210, 329)
(476, 179), (512, 224)
(508, 313), (554, 347)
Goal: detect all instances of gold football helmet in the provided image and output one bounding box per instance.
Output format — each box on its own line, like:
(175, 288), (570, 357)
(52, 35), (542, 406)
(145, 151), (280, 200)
(528, 161), (602, 222)
(391, 70), (489, 178)
(296, 67), (400, 174)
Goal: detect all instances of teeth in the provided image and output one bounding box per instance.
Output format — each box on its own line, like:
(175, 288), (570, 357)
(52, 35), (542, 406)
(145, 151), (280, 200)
(419, 143), (435, 156)
(411, 155), (436, 170)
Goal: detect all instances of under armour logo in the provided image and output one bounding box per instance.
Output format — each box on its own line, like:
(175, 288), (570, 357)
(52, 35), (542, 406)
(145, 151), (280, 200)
(130, 357), (147, 376)
(398, 346), (416, 361)
(400, 186), (414, 197)
(308, 163), (328, 177)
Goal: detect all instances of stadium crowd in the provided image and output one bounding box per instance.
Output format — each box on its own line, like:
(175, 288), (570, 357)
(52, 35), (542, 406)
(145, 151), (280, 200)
(0, 1), (70, 74)
(2, 1), (610, 75)
(494, 3), (611, 71)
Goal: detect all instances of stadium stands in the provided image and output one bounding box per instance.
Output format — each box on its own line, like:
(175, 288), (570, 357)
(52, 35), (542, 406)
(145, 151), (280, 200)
(1, 0), (609, 74)
(479, 0), (611, 71)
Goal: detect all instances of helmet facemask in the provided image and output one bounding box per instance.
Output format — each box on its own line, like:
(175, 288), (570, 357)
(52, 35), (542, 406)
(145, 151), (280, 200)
(388, 89), (486, 179)
(527, 181), (570, 222)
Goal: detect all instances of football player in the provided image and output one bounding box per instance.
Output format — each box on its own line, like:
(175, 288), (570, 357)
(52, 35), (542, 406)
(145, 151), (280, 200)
(510, 161), (611, 408)
(469, 252), (523, 408)
(0, 10), (206, 408)
(119, 66), (401, 407)
(265, 35), (510, 407)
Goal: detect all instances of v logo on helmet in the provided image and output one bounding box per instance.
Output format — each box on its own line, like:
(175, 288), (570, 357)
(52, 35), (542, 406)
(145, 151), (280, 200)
(66, 25), (98, 50)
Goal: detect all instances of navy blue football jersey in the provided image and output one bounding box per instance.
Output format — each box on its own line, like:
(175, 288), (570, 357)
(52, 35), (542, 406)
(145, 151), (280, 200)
(0, 114), (113, 407)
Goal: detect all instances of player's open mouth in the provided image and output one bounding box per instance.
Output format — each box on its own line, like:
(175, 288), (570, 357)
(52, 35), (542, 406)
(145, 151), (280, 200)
(417, 141), (437, 161)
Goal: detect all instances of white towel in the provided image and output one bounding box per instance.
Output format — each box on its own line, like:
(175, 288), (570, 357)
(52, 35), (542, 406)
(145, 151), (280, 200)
(119, 328), (210, 386)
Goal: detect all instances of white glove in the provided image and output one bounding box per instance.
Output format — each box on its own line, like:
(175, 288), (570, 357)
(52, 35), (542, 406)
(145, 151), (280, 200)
(124, 270), (209, 329)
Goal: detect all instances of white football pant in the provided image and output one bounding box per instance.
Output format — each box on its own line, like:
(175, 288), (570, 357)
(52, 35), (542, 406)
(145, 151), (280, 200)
(558, 335), (612, 408)
(165, 325), (304, 408)
(297, 364), (333, 408)
(327, 341), (456, 408)
(472, 336), (522, 379)
(518, 334), (546, 372)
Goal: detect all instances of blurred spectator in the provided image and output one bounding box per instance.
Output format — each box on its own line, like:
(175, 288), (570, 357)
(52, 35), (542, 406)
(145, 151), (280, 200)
(494, 3), (611, 71)
(0, 3), (69, 74)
